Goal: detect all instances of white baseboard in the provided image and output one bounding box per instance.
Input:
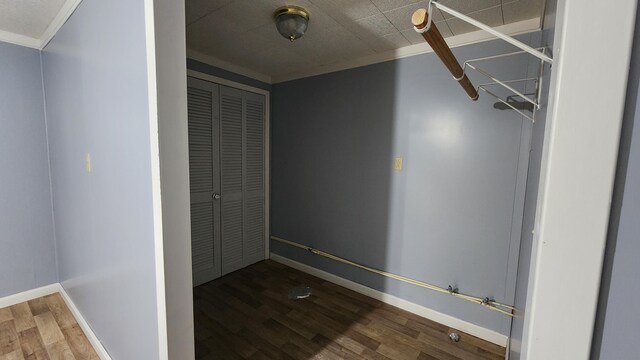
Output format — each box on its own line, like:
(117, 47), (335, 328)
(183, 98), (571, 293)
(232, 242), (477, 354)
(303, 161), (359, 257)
(0, 284), (111, 360)
(0, 284), (60, 308)
(58, 285), (112, 360)
(270, 253), (508, 348)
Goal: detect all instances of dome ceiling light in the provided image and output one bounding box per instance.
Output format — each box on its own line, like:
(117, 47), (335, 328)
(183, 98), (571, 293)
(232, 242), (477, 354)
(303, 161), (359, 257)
(273, 5), (309, 42)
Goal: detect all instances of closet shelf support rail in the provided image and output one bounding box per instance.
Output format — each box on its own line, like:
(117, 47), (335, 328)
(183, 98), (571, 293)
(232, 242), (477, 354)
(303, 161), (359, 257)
(425, 1), (553, 65)
(270, 235), (515, 317)
(412, 0), (552, 117)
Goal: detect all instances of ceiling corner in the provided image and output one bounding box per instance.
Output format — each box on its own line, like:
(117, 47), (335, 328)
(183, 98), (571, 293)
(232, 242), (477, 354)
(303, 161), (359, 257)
(39, 0), (84, 49)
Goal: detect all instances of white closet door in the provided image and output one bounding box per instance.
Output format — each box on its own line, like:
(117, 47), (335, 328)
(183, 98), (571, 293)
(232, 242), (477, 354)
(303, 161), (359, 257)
(220, 86), (245, 275)
(187, 77), (221, 286)
(243, 91), (266, 266)
(219, 85), (267, 275)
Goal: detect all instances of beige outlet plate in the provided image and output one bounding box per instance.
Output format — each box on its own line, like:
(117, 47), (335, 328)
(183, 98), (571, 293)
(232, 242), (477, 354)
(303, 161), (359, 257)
(394, 157), (403, 171)
(85, 152), (92, 173)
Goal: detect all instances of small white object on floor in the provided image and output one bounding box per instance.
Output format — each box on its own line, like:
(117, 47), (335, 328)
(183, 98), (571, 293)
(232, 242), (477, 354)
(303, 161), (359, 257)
(288, 285), (312, 299)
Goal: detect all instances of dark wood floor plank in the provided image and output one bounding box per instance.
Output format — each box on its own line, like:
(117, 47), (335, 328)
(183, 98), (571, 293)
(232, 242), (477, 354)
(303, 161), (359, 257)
(377, 342), (421, 360)
(280, 342), (315, 360)
(236, 328), (294, 360)
(197, 312), (258, 359)
(247, 351), (272, 360)
(320, 281), (383, 308)
(194, 260), (505, 360)
(417, 332), (488, 360)
(405, 318), (449, 337)
(286, 310), (371, 355)
(271, 313), (316, 340)
(446, 329), (504, 357)
(419, 352), (444, 360)
(311, 334), (368, 360)
(366, 315), (420, 339)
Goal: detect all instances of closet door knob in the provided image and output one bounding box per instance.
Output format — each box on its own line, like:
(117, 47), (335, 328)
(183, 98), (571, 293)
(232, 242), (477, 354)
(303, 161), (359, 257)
(212, 193), (221, 200)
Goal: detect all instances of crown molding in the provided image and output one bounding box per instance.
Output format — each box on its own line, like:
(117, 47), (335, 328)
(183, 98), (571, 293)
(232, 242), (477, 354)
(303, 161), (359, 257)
(0, 0), (83, 50)
(186, 49), (272, 84)
(39, 0), (83, 49)
(0, 29), (41, 49)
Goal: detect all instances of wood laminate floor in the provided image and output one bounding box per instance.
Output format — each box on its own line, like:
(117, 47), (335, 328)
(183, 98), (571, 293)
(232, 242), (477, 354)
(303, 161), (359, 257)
(0, 293), (99, 360)
(194, 260), (506, 360)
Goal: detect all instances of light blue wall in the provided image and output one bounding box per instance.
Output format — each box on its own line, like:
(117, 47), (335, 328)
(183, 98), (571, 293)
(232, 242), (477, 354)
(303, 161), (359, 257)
(0, 42), (57, 298)
(592, 3), (640, 359)
(508, 1), (557, 358)
(41, 0), (161, 358)
(271, 35), (539, 335)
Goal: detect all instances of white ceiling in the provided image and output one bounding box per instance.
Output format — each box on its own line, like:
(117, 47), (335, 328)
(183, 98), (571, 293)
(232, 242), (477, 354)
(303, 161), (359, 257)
(0, 0), (79, 49)
(186, 0), (545, 82)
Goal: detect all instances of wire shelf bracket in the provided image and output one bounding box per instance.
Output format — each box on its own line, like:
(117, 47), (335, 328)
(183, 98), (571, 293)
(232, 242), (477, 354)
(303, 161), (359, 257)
(413, 0), (553, 122)
(464, 48), (549, 122)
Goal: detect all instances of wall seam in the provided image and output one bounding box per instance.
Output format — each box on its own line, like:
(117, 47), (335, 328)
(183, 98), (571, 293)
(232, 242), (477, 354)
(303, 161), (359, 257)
(501, 32), (536, 336)
(38, 49), (59, 283)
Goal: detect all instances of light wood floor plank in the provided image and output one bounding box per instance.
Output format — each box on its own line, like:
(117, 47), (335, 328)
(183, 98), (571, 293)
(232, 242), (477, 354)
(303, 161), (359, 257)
(42, 296), (75, 331)
(34, 314), (64, 347)
(61, 325), (98, 360)
(0, 349), (26, 360)
(10, 304), (35, 333)
(18, 328), (48, 360)
(27, 300), (49, 318)
(44, 341), (75, 360)
(0, 321), (21, 356)
(0, 296), (96, 360)
(0, 309), (13, 324)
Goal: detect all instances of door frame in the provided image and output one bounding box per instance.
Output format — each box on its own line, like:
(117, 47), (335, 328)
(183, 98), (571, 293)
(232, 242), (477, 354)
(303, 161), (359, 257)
(187, 69), (271, 261)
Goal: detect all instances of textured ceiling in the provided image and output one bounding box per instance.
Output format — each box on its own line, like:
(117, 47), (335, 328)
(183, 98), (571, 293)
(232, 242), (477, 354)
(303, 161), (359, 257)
(186, 0), (545, 80)
(0, 0), (67, 39)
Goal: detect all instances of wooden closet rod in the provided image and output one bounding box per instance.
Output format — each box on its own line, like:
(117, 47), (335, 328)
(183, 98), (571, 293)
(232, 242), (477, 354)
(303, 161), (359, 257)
(412, 8), (479, 101)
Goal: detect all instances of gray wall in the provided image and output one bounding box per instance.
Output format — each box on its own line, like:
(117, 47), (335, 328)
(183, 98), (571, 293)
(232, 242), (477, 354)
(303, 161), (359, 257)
(187, 58), (272, 91)
(271, 35), (539, 335)
(41, 0), (162, 358)
(508, 1), (557, 358)
(591, 3), (640, 359)
(0, 41), (57, 297)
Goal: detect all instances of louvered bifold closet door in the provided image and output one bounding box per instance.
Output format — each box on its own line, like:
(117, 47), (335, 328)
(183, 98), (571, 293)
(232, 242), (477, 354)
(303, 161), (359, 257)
(219, 86), (267, 275)
(220, 86), (245, 275)
(187, 77), (221, 286)
(243, 91), (266, 266)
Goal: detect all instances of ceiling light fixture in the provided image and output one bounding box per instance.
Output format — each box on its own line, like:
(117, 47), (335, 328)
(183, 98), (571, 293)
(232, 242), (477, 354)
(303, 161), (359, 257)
(273, 5), (309, 42)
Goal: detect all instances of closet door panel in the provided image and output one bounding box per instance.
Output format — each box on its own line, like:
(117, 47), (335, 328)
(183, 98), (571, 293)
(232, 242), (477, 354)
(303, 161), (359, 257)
(244, 197), (264, 264)
(243, 92), (266, 266)
(221, 199), (244, 273)
(220, 86), (245, 274)
(187, 78), (221, 285)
